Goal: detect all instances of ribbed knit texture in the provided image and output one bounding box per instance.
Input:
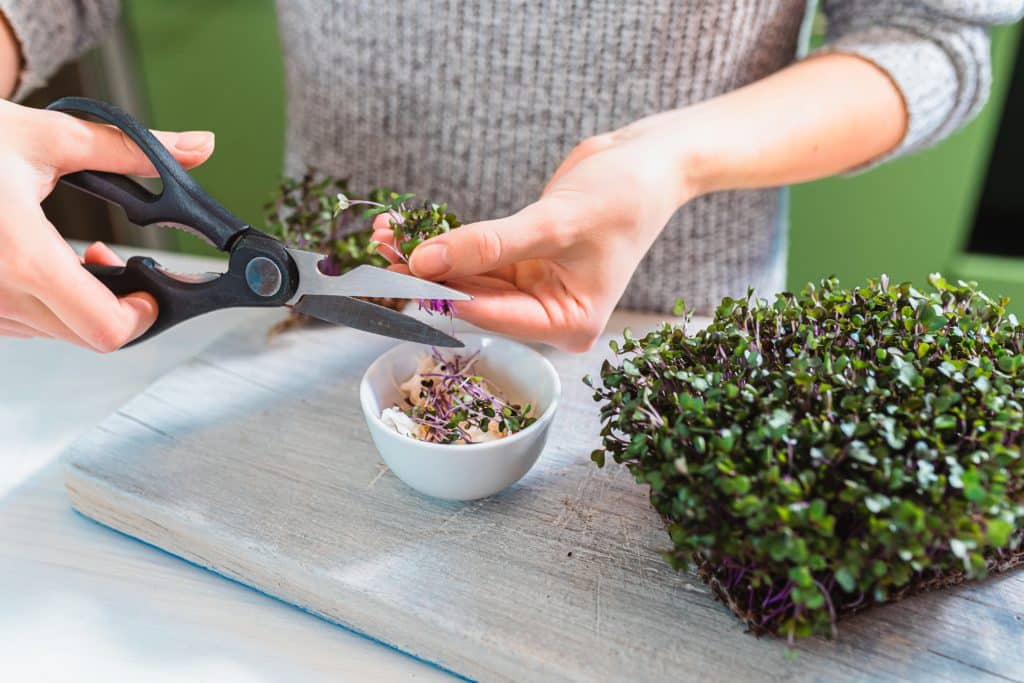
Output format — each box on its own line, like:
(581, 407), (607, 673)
(6, 0), (1023, 312)
(2, 0), (118, 97)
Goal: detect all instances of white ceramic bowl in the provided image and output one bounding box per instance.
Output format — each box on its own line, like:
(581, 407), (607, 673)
(359, 333), (561, 501)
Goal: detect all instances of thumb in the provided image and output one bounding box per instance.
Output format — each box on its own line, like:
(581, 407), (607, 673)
(42, 109), (215, 177)
(408, 201), (561, 280)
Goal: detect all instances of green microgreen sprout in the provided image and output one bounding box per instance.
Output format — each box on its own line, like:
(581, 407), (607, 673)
(335, 188), (461, 316)
(264, 173), (462, 321)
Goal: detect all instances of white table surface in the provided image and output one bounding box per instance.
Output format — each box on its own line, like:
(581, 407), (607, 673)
(0, 242), (673, 682)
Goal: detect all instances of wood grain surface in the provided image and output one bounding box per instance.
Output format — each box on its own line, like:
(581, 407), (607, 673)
(63, 317), (1024, 682)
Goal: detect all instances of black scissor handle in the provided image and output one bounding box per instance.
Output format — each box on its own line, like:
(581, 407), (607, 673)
(84, 232), (300, 346)
(46, 97), (246, 251)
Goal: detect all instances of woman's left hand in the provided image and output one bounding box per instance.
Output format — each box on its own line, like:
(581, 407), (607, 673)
(372, 118), (697, 352)
(373, 53), (909, 352)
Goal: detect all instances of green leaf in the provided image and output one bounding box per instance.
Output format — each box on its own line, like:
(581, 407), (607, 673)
(788, 566), (813, 587)
(950, 538), (970, 560)
(767, 409), (793, 430)
(864, 494), (890, 513)
(834, 567), (856, 592)
(986, 518), (1013, 547)
(919, 303), (948, 332)
(898, 363), (919, 387)
(848, 440), (877, 465)
(962, 469), (987, 503)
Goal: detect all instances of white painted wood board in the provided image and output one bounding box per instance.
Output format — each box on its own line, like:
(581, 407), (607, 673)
(63, 317), (1024, 682)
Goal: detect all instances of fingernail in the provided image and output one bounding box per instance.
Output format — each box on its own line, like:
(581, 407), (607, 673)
(411, 244), (451, 277)
(175, 131), (214, 152)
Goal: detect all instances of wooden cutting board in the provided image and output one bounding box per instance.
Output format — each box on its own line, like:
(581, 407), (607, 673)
(63, 314), (1024, 682)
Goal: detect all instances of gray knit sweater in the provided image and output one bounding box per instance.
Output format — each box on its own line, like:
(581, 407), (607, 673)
(4, 1), (1023, 312)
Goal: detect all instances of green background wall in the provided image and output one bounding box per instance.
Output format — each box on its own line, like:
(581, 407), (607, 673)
(124, 0), (1023, 309)
(789, 24), (1024, 306)
(125, 0), (284, 238)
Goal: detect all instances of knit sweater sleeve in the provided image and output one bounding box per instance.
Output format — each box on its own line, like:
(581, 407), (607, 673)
(819, 0), (1024, 161)
(0, 0), (121, 101)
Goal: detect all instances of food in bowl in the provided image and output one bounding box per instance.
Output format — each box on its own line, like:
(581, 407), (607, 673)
(361, 333), (561, 500)
(380, 349), (536, 444)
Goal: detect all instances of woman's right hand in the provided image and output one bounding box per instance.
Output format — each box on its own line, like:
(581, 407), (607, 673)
(0, 98), (215, 351)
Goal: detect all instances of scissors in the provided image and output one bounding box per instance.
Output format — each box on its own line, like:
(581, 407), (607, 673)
(45, 97), (469, 348)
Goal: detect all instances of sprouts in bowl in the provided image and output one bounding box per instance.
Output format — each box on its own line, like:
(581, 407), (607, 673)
(380, 348), (537, 445)
(360, 333), (561, 500)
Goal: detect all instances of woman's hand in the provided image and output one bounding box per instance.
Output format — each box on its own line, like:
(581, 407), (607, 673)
(373, 116), (700, 351)
(0, 99), (215, 350)
(374, 54), (907, 352)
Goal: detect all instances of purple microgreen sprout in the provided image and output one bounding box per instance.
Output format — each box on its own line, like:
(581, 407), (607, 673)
(419, 299), (458, 317)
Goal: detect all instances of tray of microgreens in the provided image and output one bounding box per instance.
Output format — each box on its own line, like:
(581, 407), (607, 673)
(587, 274), (1023, 640)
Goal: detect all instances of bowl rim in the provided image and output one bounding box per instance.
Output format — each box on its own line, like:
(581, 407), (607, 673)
(359, 332), (562, 453)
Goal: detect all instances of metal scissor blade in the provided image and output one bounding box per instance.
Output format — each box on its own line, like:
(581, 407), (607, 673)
(293, 295), (464, 347)
(285, 250), (473, 304)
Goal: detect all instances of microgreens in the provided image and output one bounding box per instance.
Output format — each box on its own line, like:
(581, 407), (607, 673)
(394, 349), (536, 444)
(264, 173), (387, 275)
(355, 189), (461, 264)
(264, 173), (463, 320)
(586, 274), (1024, 641)
(419, 299), (458, 316)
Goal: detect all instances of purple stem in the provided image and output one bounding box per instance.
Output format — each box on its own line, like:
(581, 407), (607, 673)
(762, 580), (794, 608)
(419, 299), (457, 317)
(760, 599), (795, 625)
(813, 578), (838, 625)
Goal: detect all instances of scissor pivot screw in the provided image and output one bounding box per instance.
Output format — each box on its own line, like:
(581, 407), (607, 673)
(245, 256), (283, 297)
